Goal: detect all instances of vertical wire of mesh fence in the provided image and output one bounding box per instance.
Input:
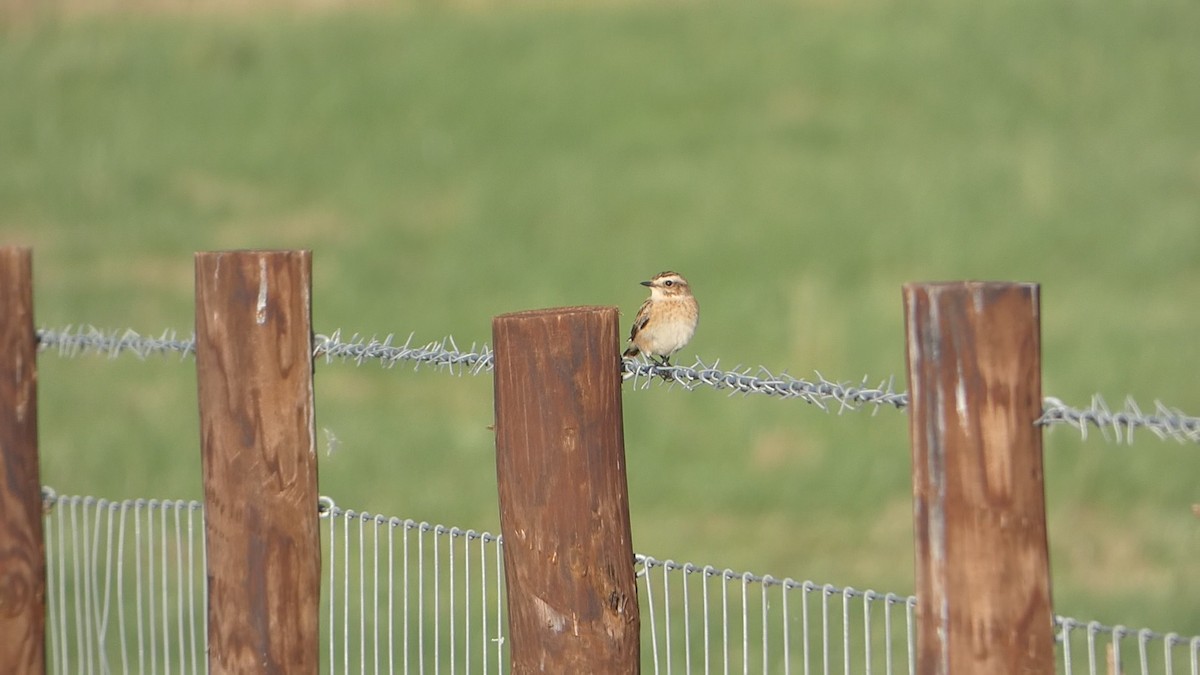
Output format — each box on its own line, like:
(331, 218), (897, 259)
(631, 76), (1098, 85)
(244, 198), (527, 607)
(43, 491), (207, 675)
(320, 499), (508, 674)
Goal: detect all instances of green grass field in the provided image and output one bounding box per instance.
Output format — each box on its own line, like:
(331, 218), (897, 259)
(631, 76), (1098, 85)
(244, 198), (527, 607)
(3, 0), (1199, 640)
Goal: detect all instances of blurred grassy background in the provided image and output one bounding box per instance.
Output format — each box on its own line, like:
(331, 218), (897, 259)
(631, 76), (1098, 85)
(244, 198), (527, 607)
(2, 0), (1199, 636)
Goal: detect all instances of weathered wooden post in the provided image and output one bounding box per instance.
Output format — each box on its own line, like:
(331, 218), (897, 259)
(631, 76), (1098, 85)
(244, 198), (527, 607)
(903, 282), (1055, 674)
(195, 250), (320, 674)
(492, 306), (640, 674)
(0, 246), (45, 674)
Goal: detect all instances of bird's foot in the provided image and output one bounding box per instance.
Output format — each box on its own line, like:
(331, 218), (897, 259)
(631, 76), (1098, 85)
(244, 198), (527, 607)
(656, 356), (674, 380)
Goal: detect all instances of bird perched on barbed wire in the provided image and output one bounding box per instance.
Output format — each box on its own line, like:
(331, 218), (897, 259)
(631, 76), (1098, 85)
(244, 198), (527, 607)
(623, 271), (699, 366)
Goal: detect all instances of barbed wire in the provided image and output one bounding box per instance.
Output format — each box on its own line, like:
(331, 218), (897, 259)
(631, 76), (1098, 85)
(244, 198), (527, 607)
(623, 358), (909, 413)
(33, 326), (1200, 444)
(315, 329), (495, 375)
(1040, 396), (1200, 444)
(37, 326), (197, 360)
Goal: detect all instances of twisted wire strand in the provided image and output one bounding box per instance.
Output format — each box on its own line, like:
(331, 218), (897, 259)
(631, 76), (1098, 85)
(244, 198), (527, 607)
(315, 329), (495, 376)
(37, 326), (197, 360)
(34, 326), (1200, 444)
(1040, 395), (1200, 444)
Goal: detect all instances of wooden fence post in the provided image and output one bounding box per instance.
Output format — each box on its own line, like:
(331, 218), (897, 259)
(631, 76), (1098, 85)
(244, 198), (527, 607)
(903, 282), (1055, 675)
(195, 250), (319, 675)
(492, 306), (640, 674)
(0, 247), (45, 674)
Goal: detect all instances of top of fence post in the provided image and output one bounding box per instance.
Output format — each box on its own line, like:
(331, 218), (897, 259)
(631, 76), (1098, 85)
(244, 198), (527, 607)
(0, 246), (46, 674)
(903, 281), (1055, 675)
(492, 305), (641, 674)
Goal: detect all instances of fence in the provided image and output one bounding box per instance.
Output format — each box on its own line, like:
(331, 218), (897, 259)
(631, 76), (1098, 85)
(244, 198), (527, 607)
(34, 491), (1200, 674)
(2, 245), (1199, 674)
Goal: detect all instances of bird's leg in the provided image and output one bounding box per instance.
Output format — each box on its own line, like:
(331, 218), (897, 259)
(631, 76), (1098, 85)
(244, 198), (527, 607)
(656, 355), (673, 380)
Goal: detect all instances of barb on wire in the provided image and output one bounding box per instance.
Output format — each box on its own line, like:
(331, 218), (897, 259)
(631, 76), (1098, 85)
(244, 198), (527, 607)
(33, 326), (1200, 444)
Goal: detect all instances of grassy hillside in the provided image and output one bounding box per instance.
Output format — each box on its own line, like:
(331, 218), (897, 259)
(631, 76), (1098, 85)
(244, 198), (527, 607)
(2, 0), (1199, 636)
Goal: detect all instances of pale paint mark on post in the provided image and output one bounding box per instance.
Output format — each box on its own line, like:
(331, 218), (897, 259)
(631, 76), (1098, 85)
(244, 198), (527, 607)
(256, 257), (269, 325)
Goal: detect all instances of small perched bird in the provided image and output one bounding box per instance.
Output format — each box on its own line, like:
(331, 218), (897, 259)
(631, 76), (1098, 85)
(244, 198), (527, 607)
(623, 271), (699, 366)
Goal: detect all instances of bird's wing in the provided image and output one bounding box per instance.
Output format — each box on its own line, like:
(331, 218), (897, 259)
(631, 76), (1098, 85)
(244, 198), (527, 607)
(628, 298), (653, 342)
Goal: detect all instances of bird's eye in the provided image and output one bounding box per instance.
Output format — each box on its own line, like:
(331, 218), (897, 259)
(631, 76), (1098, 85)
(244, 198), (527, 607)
(664, 280), (674, 287)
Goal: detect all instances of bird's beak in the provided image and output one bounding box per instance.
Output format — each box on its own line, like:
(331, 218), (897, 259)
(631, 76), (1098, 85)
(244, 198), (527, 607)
(640, 280), (653, 287)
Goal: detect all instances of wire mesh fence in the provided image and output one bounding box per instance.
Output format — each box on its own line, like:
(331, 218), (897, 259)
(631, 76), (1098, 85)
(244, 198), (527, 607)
(636, 556), (918, 674)
(321, 499), (509, 675)
(42, 490), (207, 675)
(40, 490), (511, 675)
(42, 490), (1200, 675)
(1055, 619), (1200, 675)
(636, 553), (1200, 675)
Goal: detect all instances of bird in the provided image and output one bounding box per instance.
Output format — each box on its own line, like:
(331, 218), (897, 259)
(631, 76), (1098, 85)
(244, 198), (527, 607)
(623, 271), (699, 366)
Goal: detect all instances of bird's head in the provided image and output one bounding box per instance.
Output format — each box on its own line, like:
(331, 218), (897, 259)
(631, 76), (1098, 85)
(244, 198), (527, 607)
(642, 271), (692, 299)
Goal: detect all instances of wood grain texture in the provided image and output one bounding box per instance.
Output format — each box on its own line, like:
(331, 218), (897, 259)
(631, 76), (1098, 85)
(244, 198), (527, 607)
(0, 247), (45, 674)
(903, 282), (1054, 675)
(493, 306), (640, 674)
(195, 251), (319, 675)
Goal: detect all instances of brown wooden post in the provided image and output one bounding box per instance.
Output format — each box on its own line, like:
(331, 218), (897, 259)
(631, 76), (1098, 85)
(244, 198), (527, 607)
(492, 306), (640, 674)
(903, 282), (1055, 675)
(0, 247), (45, 674)
(195, 251), (319, 675)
